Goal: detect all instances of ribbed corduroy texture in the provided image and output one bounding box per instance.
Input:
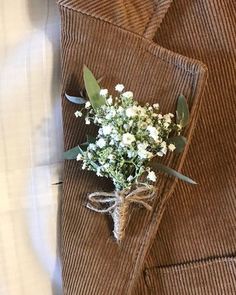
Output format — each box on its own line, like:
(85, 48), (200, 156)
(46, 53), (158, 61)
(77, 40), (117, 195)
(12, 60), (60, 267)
(58, 0), (235, 294)
(58, 1), (207, 294)
(136, 0), (236, 293)
(146, 0), (236, 268)
(58, 0), (156, 36)
(146, 257), (236, 294)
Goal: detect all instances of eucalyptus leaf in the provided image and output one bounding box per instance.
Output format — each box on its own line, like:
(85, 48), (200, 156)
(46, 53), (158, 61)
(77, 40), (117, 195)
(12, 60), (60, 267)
(64, 146), (84, 160)
(176, 95), (189, 128)
(83, 66), (106, 110)
(167, 136), (187, 153)
(150, 162), (196, 184)
(65, 93), (87, 104)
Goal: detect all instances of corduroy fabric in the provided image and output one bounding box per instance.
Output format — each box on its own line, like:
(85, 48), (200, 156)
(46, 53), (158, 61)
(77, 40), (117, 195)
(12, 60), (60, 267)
(57, 0), (236, 294)
(57, 1), (207, 294)
(145, 257), (236, 294)
(58, 0), (157, 36)
(146, 0), (236, 267)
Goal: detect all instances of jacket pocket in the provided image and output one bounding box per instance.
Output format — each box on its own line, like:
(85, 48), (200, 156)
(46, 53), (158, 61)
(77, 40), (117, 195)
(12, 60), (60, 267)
(145, 256), (236, 294)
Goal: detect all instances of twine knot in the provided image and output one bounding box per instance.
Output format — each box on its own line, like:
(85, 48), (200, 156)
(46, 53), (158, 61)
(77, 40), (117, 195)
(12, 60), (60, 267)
(86, 185), (156, 241)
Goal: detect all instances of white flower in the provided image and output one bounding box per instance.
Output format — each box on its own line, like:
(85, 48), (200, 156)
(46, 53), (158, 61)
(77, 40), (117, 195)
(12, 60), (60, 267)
(164, 114), (172, 123)
(123, 123), (129, 130)
(147, 126), (159, 142)
(138, 150), (153, 159)
(137, 143), (152, 159)
(85, 101), (91, 109)
(96, 167), (103, 177)
(96, 138), (106, 148)
(74, 110), (82, 117)
(127, 150), (134, 158)
(153, 103), (159, 109)
(168, 143), (176, 151)
(102, 125), (112, 135)
(122, 91), (133, 99)
(147, 171), (157, 182)
(82, 163), (86, 170)
(163, 122), (170, 128)
(137, 106), (146, 116)
(76, 153), (82, 161)
(108, 154), (114, 160)
(116, 107), (123, 114)
(157, 151), (164, 157)
(127, 175), (133, 182)
(126, 107), (136, 117)
(100, 89), (108, 96)
(160, 141), (167, 155)
(103, 163), (110, 169)
(115, 84), (124, 92)
(85, 117), (91, 125)
(122, 133), (135, 145)
(107, 96), (113, 105)
(88, 143), (96, 151)
(105, 108), (116, 119)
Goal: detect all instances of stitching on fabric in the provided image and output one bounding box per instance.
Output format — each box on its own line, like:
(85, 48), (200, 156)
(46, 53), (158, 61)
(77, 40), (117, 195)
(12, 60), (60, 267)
(146, 256), (236, 274)
(58, 4), (206, 76)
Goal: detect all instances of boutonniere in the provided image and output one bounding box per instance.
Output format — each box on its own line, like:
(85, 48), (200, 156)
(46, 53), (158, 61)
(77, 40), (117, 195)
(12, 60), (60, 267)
(64, 66), (196, 242)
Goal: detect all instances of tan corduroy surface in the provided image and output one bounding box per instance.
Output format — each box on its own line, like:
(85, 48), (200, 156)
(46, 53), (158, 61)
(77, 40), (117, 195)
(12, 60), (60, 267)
(57, 0), (235, 294)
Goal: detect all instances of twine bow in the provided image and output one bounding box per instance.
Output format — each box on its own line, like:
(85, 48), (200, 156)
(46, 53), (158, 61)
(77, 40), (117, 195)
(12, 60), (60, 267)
(86, 185), (156, 241)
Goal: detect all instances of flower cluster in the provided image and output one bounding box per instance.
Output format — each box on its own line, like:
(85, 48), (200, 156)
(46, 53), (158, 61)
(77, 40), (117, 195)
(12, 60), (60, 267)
(74, 85), (182, 190)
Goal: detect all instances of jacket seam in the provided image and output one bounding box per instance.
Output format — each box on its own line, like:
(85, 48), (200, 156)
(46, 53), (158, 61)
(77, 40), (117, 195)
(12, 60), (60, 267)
(146, 255), (236, 274)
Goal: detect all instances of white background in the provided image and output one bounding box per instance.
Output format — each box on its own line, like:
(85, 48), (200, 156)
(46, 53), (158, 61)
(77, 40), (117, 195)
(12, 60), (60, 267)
(0, 0), (63, 294)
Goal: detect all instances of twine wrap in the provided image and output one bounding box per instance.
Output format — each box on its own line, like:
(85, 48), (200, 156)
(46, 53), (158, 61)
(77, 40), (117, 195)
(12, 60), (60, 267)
(86, 185), (156, 241)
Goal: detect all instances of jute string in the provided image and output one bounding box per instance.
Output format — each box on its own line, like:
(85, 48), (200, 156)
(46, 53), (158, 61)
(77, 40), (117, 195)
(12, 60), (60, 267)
(86, 185), (156, 241)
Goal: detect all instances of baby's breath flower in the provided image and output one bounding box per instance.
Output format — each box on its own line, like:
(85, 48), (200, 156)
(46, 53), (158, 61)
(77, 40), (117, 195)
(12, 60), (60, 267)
(122, 91), (133, 99)
(127, 175), (133, 182)
(122, 133), (135, 145)
(147, 126), (159, 142)
(76, 153), (82, 161)
(102, 125), (112, 135)
(88, 143), (96, 151)
(74, 82), (185, 190)
(74, 110), (82, 118)
(85, 117), (91, 125)
(126, 107), (136, 117)
(85, 101), (91, 109)
(115, 84), (124, 92)
(168, 143), (176, 151)
(153, 103), (159, 109)
(107, 96), (113, 105)
(147, 171), (157, 182)
(96, 138), (106, 148)
(100, 89), (108, 96)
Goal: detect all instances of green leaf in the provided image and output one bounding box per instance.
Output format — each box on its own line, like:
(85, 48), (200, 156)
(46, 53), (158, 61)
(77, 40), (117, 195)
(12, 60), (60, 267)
(80, 135), (96, 148)
(150, 162), (196, 184)
(167, 136), (187, 153)
(176, 95), (189, 128)
(64, 145), (84, 160)
(65, 93), (87, 104)
(83, 65), (106, 110)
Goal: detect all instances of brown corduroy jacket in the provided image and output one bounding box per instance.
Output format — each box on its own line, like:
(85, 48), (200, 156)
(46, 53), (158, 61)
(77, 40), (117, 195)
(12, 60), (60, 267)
(57, 0), (236, 294)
